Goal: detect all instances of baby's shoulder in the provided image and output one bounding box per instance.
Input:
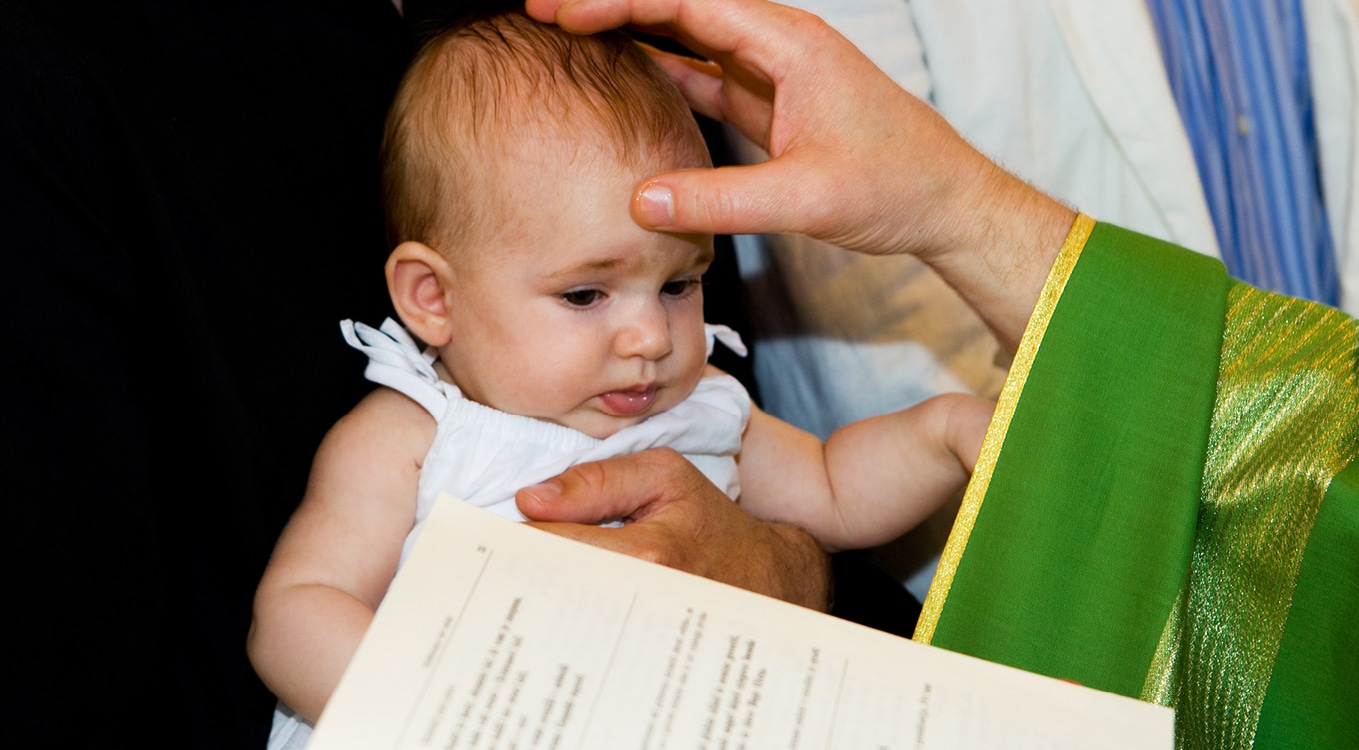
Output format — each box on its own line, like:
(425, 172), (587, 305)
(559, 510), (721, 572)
(322, 387), (438, 464)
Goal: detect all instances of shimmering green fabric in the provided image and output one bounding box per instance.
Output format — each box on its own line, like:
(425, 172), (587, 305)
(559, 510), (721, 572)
(927, 223), (1359, 748)
(1143, 283), (1359, 748)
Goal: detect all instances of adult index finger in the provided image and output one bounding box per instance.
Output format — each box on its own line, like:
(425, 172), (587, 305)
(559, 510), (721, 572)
(525, 0), (809, 83)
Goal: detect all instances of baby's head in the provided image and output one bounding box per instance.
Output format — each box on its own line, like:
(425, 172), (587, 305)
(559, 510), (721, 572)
(381, 11), (715, 439)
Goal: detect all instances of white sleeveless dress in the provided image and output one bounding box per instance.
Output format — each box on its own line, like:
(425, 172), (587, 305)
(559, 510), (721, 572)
(267, 318), (751, 749)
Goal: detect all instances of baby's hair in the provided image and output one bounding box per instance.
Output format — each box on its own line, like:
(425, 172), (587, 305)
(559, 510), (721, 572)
(382, 10), (710, 254)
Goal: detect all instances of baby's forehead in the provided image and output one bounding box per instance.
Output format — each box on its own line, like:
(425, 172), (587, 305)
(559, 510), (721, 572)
(447, 147), (713, 271)
(457, 115), (703, 230)
(494, 126), (703, 179)
(474, 84), (708, 161)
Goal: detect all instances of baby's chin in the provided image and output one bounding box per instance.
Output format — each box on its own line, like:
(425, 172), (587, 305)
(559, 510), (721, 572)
(570, 419), (638, 441)
(561, 409), (656, 440)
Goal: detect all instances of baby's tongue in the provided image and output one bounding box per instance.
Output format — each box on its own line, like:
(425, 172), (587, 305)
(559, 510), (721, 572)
(600, 388), (654, 416)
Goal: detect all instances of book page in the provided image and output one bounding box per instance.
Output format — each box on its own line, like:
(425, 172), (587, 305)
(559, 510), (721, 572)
(310, 494), (1172, 749)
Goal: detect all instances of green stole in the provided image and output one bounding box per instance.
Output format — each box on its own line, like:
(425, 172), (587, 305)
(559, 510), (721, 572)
(914, 216), (1359, 748)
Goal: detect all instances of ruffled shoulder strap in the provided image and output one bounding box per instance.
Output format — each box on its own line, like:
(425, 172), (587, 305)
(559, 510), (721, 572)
(340, 318), (448, 417)
(705, 323), (748, 358)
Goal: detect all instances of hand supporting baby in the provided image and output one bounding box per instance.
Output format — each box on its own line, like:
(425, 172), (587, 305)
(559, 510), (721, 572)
(517, 448), (833, 610)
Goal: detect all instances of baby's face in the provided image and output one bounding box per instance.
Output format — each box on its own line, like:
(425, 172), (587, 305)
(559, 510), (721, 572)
(438, 142), (712, 439)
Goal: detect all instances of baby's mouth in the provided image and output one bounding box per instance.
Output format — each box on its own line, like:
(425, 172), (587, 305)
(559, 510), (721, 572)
(598, 386), (657, 417)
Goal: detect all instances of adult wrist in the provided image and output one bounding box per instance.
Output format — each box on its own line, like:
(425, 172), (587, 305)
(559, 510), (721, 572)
(766, 521), (832, 612)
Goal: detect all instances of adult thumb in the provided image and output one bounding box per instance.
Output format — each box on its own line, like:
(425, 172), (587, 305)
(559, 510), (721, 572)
(631, 162), (807, 238)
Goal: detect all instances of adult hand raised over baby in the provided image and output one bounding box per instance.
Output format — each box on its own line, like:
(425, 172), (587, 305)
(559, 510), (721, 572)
(525, 0), (1076, 353)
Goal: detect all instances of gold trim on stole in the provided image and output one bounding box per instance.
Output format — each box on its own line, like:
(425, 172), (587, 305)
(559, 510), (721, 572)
(913, 212), (1096, 644)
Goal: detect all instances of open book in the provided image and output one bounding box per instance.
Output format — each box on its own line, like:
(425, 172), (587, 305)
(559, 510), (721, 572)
(310, 493), (1172, 749)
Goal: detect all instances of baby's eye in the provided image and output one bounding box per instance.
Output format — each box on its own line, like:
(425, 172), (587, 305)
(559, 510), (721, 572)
(661, 279), (700, 298)
(560, 288), (604, 308)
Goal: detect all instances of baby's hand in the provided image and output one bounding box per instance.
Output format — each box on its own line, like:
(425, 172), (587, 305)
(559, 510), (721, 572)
(938, 392), (995, 474)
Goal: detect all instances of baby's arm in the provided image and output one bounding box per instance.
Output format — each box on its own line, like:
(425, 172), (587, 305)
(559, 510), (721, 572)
(738, 393), (993, 551)
(247, 387), (434, 723)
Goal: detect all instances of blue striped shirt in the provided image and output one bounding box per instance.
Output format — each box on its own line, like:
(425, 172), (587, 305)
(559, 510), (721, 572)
(1145, 0), (1337, 304)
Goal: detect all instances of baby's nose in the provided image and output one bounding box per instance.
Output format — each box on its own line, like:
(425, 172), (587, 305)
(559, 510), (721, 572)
(616, 303), (672, 360)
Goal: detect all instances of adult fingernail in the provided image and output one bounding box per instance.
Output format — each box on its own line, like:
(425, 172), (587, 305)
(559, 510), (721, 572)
(636, 184), (674, 228)
(520, 481), (561, 504)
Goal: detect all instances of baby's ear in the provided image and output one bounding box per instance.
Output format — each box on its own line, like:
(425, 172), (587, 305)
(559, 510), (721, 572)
(386, 241), (456, 346)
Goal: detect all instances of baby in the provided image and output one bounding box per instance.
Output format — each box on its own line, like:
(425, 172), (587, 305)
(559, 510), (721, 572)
(248, 10), (993, 748)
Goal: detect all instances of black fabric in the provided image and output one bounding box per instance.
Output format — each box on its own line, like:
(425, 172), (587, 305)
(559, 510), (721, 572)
(0, 1), (406, 745)
(829, 552), (923, 640)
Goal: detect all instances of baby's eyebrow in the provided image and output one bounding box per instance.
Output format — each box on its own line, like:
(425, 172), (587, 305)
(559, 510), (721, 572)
(543, 257), (624, 280)
(543, 246), (715, 280)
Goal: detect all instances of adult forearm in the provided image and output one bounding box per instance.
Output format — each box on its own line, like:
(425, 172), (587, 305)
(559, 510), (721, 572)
(923, 163), (1077, 355)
